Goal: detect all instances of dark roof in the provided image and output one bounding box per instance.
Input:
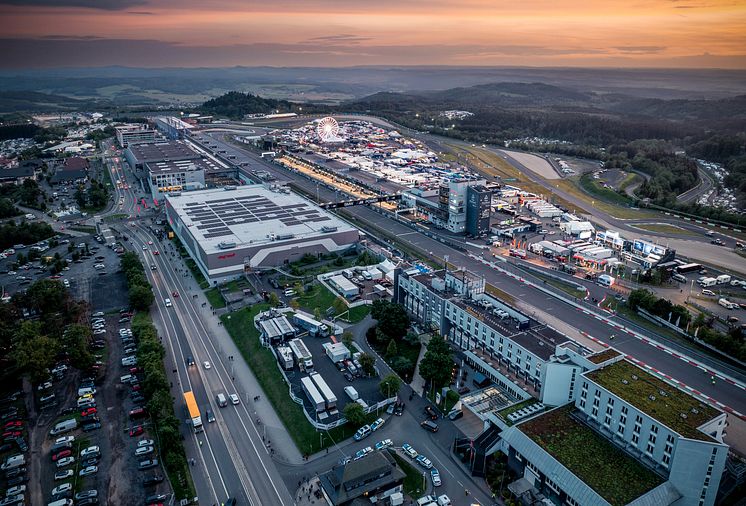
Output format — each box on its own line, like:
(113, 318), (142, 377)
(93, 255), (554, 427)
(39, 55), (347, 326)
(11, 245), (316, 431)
(51, 168), (86, 183)
(319, 451), (405, 505)
(64, 157), (89, 171)
(127, 141), (201, 164)
(0, 165), (35, 180)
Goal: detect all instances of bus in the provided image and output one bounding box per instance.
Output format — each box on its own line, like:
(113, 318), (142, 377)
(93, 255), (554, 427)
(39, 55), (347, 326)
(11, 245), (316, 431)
(675, 263), (702, 274)
(184, 391), (203, 433)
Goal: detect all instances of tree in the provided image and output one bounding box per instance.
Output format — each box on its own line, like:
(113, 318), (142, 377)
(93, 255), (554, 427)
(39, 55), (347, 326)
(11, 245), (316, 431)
(313, 307), (322, 321)
(268, 292), (280, 307)
(359, 353), (376, 376)
(419, 336), (453, 391)
(289, 299), (300, 310)
(293, 282), (304, 297)
(341, 331), (354, 350)
(390, 356), (414, 380)
(61, 324), (94, 370)
(129, 284), (154, 311)
(12, 335), (59, 383)
(370, 300), (410, 340)
(343, 402), (366, 427)
(333, 296), (347, 316)
(385, 339), (398, 359)
(379, 374), (401, 399)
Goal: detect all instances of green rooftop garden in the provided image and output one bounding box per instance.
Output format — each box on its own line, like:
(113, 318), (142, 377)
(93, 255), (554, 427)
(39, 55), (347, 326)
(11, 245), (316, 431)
(586, 360), (719, 440)
(520, 405), (663, 506)
(587, 348), (622, 365)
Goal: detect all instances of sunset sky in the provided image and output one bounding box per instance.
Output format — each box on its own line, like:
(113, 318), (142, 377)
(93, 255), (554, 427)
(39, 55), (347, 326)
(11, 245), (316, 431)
(1, 0), (745, 68)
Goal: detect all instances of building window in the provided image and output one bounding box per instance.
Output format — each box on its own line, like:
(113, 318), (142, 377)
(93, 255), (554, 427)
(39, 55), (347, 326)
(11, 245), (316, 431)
(593, 397), (600, 407)
(608, 398), (615, 407)
(617, 424), (625, 436)
(621, 406), (628, 415)
(635, 415), (642, 424)
(581, 390), (587, 399)
(579, 399), (586, 409)
(651, 425), (658, 434)
(604, 415), (611, 427)
(662, 454), (671, 466)
(606, 405), (613, 415)
(648, 433), (657, 445)
(591, 406), (598, 418)
(632, 434), (639, 445)
(646, 443), (654, 455)
(620, 414), (627, 425)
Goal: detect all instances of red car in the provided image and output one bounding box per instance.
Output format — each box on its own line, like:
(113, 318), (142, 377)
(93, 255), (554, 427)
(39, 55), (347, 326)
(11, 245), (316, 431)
(81, 407), (97, 417)
(172, 291), (179, 298)
(52, 449), (72, 461)
(129, 426), (144, 437)
(129, 408), (146, 420)
(129, 367), (141, 374)
(2, 431), (21, 439)
(131, 385), (141, 392)
(153, 251), (159, 256)
(3, 421), (22, 429)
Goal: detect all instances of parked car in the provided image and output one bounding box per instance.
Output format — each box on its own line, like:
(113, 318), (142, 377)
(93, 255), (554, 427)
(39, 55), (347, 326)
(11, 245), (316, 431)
(54, 469), (73, 481)
(135, 446), (154, 457)
(129, 426), (144, 437)
(424, 405), (438, 420)
(56, 456), (75, 468)
(374, 439), (393, 451)
(370, 418), (385, 432)
(138, 459), (159, 470)
(431, 468), (442, 487)
(79, 465), (98, 476)
(402, 443), (418, 459)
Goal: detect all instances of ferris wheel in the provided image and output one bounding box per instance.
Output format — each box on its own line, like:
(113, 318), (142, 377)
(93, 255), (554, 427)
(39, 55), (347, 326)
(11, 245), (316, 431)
(316, 116), (340, 142)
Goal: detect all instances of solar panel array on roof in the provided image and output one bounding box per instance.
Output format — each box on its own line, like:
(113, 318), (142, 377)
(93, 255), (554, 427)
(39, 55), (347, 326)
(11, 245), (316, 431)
(181, 194), (331, 232)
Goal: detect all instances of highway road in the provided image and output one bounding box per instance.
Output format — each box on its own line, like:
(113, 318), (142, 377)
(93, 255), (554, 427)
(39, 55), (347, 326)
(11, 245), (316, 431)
(198, 131), (746, 419)
(102, 147), (295, 505)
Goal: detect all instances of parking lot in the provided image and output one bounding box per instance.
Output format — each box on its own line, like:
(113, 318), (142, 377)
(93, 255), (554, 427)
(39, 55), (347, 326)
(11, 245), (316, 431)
(287, 335), (386, 423)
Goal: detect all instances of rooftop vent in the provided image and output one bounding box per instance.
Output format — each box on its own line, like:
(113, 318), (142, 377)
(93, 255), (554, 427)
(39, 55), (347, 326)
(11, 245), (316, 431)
(680, 413), (688, 419)
(659, 390), (668, 397)
(649, 395), (656, 401)
(691, 408), (699, 414)
(621, 379), (629, 385)
(631, 375), (638, 380)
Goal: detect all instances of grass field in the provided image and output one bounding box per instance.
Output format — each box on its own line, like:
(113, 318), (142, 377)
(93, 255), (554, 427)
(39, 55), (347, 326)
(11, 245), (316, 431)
(579, 173), (635, 207)
(222, 305), (379, 455)
(528, 270), (586, 298)
(204, 288), (226, 309)
(631, 223), (692, 235)
(296, 282), (371, 323)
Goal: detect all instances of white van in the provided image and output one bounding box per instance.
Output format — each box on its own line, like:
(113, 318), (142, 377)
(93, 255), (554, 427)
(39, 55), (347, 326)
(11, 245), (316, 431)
(362, 270), (373, 281)
(216, 393), (228, 408)
(283, 289), (296, 297)
(1, 454), (25, 471)
(49, 419), (78, 436)
(344, 386), (359, 401)
(671, 273), (687, 284)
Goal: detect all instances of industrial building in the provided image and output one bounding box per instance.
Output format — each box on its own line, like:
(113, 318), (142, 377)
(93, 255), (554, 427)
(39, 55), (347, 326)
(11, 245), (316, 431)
(394, 267), (729, 506)
(146, 157), (239, 201)
(124, 141), (201, 171)
(165, 185), (359, 284)
(115, 124), (157, 147)
(154, 116), (194, 140)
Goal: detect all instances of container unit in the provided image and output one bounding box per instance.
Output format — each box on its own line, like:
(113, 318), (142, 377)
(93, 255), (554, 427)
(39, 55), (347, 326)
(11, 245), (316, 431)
(301, 376), (326, 412)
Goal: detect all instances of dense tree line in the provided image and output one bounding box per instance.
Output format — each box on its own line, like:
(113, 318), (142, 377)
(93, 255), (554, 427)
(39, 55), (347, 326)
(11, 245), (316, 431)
(121, 252), (155, 311)
(0, 220), (54, 250)
(0, 279), (93, 383)
(74, 179), (109, 211)
(0, 198), (20, 219)
(627, 289), (691, 329)
(201, 92), (299, 119)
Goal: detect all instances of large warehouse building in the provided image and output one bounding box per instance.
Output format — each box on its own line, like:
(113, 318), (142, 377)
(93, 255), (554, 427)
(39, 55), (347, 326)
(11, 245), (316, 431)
(165, 186), (359, 284)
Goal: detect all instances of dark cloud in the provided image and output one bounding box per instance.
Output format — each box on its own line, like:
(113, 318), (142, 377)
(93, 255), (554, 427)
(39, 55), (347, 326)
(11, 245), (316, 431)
(615, 46), (667, 54)
(0, 0), (147, 10)
(305, 34), (372, 45)
(39, 34), (103, 40)
(0, 37), (742, 69)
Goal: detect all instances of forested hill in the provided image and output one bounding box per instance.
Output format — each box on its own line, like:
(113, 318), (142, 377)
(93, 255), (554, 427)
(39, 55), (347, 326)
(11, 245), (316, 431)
(201, 91), (330, 119)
